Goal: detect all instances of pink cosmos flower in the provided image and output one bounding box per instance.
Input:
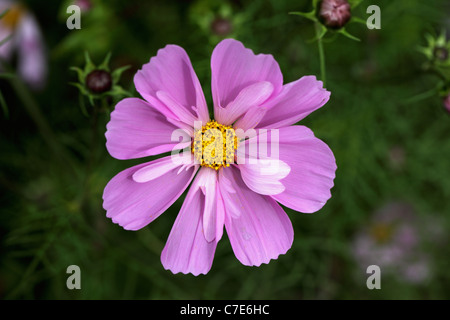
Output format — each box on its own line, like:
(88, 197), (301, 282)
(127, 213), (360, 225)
(0, 0), (47, 90)
(103, 39), (337, 275)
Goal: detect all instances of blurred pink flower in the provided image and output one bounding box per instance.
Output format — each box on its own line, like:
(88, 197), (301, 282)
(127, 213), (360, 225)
(0, 0), (47, 90)
(352, 202), (431, 284)
(73, 0), (92, 12)
(103, 39), (337, 275)
(403, 258), (430, 284)
(443, 94), (450, 114)
(211, 17), (232, 36)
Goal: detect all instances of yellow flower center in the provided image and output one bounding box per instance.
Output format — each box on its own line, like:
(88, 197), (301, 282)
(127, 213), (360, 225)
(192, 120), (238, 170)
(370, 223), (394, 244)
(1, 5), (25, 30)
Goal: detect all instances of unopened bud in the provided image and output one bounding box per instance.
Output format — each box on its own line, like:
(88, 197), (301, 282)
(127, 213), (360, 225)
(211, 17), (232, 36)
(86, 70), (112, 94)
(74, 0), (92, 12)
(318, 0), (351, 29)
(433, 46), (448, 61)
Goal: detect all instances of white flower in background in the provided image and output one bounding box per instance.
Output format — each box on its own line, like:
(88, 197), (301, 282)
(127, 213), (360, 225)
(0, 0), (47, 90)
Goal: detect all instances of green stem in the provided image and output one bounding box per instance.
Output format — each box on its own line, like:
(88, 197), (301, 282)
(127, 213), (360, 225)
(430, 67), (448, 83)
(80, 98), (102, 210)
(315, 23), (326, 86)
(87, 103), (99, 174)
(403, 86), (440, 104)
(8, 75), (77, 174)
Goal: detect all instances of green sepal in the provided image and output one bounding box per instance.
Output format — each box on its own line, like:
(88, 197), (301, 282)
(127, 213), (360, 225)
(338, 28), (361, 42)
(70, 52), (133, 113)
(312, 0), (322, 8)
(70, 66), (85, 84)
(290, 2), (364, 42)
(418, 30), (450, 67)
(108, 85), (132, 98)
(289, 10), (318, 23)
(347, 0), (364, 8)
(111, 65), (131, 84)
(350, 16), (367, 25)
(98, 52), (112, 71)
(83, 51), (96, 75)
(69, 82), (89, 96)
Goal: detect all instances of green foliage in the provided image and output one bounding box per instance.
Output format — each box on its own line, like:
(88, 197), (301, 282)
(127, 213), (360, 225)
(0, 0), (449, 300)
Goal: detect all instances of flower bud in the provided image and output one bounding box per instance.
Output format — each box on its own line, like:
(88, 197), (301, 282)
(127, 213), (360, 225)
(433, 46), (448, 61)
(210, 17), (233, 36)
(388, 145), (405, 171)
(86, 70), (112, 94)
(74, 0), (92, 12)
(318, 0), (351, 29)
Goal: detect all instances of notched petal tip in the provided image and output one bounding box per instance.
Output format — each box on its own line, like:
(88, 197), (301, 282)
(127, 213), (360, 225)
(242, 245), (292, 268)
(161, 264), (209, 277)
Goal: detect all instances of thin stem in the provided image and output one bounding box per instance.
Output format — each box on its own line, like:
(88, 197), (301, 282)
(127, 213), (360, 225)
(80, 98), (103, 210)
(7, 73), (77, 174)
(87, 103), (99, 174)
(429, 66), (448, 83)
(403, 86), (440, 104)
(315, 23), (326, 86)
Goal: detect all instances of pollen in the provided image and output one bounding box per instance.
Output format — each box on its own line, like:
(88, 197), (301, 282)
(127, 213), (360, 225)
(192, 120), (239, 170)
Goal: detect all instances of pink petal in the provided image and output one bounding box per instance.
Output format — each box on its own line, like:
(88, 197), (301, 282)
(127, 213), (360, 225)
(16, 13), (47, 90)
(217, 169), (241, 219)
(0, 25), (14, 60)
(195, 167), (218, 242)
(161, 168), (220, 275)
(211, 39), (283, 116)
(234, 105), (268, 131)
(271, 126), (337, 213)
(215, 81), (274, 125)
(156, 90), (198, 126)
(257, 76), (330, 129)
(220, 167), (294, 266)
(215, 180), (225, 242)
(134, 44), (209, 124)
(105, 98), (191, 160)
(132, 153), (193, 182)
(103, 156), (197, 231)
(239, 158), (290, 195)
(0, 0), (16, 62)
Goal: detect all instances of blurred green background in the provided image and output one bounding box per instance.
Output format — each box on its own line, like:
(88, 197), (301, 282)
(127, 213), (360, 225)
(1, 0), (449, 299)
